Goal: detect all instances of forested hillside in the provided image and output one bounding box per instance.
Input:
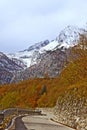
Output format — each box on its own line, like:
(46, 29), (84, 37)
(0, 35), (86, 110)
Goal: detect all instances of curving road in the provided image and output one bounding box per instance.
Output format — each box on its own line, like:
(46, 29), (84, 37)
(15, 116), (27, 130)
(21, 115), (74, 130)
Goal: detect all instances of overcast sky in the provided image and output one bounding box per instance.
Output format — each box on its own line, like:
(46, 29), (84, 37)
(0, 0), (87, 53)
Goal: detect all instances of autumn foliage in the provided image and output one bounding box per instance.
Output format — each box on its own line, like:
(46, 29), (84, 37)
(0, 34), (87, 109)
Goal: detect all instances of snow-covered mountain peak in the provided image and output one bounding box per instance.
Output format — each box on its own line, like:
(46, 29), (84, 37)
(8, 40), (50, 67)
(41, 25), (83, 51)
(21, 40), (49, 52)
(39, 40), (59, 53)
(7, 25), (85, 68)
(56, 25), (83, 47)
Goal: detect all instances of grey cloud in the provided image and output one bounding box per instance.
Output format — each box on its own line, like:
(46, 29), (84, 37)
(0, 0), (87, 53)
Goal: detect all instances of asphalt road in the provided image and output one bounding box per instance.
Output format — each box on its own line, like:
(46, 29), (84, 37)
(15, 116), (27, 130)
(22, 115), (74, 130)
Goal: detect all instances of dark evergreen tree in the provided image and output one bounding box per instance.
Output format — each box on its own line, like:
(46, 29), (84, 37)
(40, 85), (47, 95)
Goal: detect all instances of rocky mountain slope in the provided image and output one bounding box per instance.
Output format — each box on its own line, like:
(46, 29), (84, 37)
(8, 40), (49, 67)
(11, 25), (85, 82)
(12, 48), (71, 82)
(0, 52), (24, 84)
(8, 25), (84, 68)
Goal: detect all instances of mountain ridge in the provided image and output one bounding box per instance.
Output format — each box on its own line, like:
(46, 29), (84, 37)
(7, 25), (84, 68)
(8, 25), (86, 83)
(0, 25), (86, 84)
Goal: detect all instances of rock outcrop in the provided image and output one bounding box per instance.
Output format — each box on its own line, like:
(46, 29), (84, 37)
(54, 88), (87, 130)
